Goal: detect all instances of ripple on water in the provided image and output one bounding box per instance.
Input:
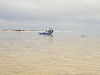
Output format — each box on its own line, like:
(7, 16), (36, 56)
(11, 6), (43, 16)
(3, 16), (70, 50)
(0, 32), (100, 75)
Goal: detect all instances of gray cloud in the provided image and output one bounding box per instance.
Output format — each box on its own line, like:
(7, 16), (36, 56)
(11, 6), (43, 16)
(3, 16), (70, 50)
(0, 0), (100, 30)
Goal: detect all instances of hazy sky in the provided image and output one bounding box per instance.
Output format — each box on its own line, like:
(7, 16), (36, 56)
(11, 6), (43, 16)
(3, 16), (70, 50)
(0, 0), (100, 31)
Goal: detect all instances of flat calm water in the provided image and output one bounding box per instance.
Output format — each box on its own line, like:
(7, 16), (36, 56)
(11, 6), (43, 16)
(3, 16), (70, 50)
(0, 31), (100, 75)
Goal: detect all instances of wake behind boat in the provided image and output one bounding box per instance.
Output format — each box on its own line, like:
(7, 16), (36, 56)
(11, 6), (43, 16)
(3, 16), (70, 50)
(39, 28), (53, 35)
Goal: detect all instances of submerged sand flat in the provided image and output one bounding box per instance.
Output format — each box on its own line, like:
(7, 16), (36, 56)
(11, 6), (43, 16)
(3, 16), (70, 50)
(0, 32), (100, 75)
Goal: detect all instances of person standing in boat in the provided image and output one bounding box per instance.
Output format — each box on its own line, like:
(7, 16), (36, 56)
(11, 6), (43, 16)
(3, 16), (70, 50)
(51, 30), (53, 33)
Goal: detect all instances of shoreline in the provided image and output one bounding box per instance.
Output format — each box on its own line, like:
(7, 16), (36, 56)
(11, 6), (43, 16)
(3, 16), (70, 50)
(0, 30), (99, 33)
(0, 30), (45, 32)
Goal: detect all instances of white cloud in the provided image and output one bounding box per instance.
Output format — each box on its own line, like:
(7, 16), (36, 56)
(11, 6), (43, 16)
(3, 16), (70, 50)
(0, 0), (100, 30)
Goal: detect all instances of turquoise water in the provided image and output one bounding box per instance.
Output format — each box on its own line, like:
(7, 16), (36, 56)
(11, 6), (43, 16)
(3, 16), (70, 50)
(0, 31), (100, 75)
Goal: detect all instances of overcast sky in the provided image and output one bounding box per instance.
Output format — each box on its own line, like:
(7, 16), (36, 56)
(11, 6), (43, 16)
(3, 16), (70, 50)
(0, 0), (100, 31)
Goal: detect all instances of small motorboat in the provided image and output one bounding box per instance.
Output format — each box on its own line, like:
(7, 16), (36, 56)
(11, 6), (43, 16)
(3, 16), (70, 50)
(39, 28), (53, 35)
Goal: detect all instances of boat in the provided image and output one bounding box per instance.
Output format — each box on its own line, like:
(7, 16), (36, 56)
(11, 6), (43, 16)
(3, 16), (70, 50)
(39, 28), (53, 35)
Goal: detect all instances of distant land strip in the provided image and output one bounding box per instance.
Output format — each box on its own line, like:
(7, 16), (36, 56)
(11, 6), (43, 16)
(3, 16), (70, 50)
(0, 29), (42, 31)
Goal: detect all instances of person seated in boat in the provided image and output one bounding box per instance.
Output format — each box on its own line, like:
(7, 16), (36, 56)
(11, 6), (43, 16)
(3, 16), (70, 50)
(48, 30), (51, 33)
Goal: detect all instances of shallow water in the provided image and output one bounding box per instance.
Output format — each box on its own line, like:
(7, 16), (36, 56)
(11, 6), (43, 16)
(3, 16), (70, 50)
(0, 32), (100, 75)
